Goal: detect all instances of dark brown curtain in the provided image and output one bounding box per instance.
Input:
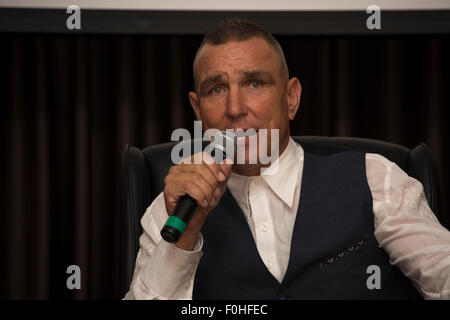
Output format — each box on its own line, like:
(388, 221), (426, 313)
(0, 34), (449, 299)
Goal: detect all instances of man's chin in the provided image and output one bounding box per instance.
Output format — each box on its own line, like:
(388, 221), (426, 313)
(231, 163), (263, 176)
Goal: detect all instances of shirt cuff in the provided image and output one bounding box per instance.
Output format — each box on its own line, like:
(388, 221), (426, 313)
(140, 232), (203, 299)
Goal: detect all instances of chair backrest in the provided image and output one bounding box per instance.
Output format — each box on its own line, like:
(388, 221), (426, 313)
(119, 136), (442, 297)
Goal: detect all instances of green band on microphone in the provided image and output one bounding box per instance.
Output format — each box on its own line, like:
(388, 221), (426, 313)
(164, 216), (186, 233)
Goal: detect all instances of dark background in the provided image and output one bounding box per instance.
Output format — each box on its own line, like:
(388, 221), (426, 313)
(1, 23), (449, 298)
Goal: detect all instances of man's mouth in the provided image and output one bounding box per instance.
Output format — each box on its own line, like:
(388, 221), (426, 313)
(232, 129), (259, 147)
(232, 128), (259, 135)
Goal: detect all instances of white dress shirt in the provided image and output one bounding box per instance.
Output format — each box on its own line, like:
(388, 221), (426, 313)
(124, 137), (450, 300)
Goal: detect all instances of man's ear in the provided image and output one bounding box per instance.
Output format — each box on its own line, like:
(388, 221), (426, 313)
(286, 77), (301, 121)
(188, 91), (202, 121)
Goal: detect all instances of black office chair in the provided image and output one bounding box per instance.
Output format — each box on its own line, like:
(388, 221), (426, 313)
(119, 136), (442, 297)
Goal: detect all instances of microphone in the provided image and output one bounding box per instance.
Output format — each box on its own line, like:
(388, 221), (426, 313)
(160, 130), (238, 243)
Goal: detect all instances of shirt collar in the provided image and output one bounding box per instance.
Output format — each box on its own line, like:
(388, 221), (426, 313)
(260, 137), (302, 208)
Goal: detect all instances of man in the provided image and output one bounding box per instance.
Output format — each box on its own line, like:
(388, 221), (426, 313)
(124, 18), (450, 299)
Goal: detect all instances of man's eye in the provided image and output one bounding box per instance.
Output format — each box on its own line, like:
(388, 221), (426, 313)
(249, 81), (262, 88)
(211, 86), (224, 94)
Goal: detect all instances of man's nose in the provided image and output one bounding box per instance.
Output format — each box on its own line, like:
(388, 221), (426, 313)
(225, 87), (248, 119)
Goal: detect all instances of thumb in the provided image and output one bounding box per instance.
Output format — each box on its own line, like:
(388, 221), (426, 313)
(219, 158), (233, 178)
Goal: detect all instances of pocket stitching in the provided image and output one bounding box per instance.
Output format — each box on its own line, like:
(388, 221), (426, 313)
(317, 239), (367, 268)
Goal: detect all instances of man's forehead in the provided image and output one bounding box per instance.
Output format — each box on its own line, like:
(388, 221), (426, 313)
(194, 38), (279, 78)
(200, 70), (274, 81)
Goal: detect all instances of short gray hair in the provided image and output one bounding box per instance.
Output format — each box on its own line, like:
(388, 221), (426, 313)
(193, 18), (289, 91)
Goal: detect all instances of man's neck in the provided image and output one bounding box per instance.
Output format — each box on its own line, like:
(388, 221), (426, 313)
(231, 136), (290, 177)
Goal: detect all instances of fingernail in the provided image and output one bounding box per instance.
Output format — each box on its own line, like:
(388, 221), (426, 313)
(218, 172), (225, 181)
(214, 188), (221, 197)
(202, 199), (208, 207)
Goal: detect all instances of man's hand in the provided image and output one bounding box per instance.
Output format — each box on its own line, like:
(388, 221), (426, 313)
(163, 152), (232, 250)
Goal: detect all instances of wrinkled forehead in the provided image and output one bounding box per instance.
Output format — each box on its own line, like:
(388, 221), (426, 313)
(193, 38), (282, 82)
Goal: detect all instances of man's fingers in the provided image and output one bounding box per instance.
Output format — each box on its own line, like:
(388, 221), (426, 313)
(165, 152), (233, 213)
(183, 163), (219, 191)
(182, 152), (230, 184)
(202, 152), (228, 182)
(176, 180), (209, 208)
(219, 158), (233, 178)
(172, 173), (216, 206)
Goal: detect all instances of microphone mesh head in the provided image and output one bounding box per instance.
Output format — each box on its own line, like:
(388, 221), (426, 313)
(209, 130), (237, 159)
(208, 129), (258, 161)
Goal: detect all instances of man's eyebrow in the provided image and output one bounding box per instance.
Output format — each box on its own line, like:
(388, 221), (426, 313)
(239, 70), (276, 83)
(198, 73), (227, 93)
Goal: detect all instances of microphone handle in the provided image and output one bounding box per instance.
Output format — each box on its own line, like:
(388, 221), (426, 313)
(161, 194), (198, 243)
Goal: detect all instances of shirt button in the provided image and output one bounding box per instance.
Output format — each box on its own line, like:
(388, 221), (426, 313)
(261, 223), (268, 232)
(267, 261), (273, 269)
